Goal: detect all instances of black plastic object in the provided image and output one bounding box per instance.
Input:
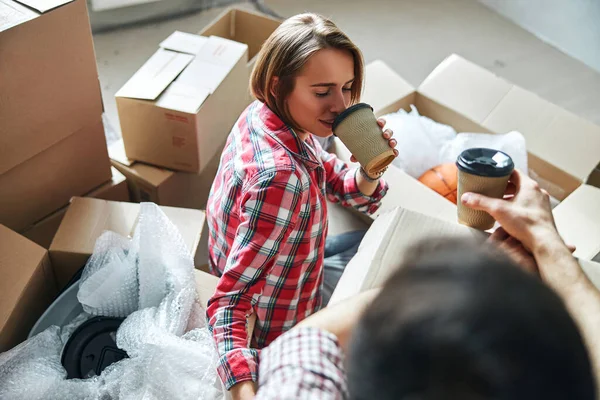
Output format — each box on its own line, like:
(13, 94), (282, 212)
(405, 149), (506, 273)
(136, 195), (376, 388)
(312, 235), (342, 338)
(61, 316), (128, 379)
(456, 148), (514, 177)
(331, 103), (374, 132)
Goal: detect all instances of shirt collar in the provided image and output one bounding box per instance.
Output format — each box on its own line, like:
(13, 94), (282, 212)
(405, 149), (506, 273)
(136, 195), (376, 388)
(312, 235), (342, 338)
(257, 102), (321, 170)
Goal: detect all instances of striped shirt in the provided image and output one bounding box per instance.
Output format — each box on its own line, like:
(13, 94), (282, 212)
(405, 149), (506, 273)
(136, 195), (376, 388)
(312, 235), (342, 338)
(205, 101), (387, 388)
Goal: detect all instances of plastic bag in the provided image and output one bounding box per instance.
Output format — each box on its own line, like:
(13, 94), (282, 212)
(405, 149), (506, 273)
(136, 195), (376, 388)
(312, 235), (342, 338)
(382, 105), (457, 178)
(439, 131), (528, 174)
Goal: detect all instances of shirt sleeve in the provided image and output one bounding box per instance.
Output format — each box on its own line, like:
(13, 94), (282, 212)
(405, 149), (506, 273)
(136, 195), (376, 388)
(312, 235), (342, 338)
(319, 144), (388, 215)
(256, 326), (348, 400)
(206, 168), (303, 390)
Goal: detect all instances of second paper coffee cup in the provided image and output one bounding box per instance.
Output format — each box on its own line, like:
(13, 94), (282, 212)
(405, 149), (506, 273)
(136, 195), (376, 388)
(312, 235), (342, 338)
(456, 148), (514, 230)
(332, 103), (395, 175)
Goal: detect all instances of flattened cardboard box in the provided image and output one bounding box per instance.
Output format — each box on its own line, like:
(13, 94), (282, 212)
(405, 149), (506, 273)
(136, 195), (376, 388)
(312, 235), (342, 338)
(22, 167), (129, 249)
(330, 207), (600, 305)
(116, 33), (249, 174)
(0, 224), (57, 352)
(0, 119), (112, 231)
(109, 139), (221, 210)
(0, 0), (103, 176)
(356, 56), (600, 259)
(49, 197), (206, 289)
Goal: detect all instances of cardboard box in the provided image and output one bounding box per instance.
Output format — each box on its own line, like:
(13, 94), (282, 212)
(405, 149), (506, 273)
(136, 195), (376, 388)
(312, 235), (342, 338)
(0, 0), (103, 177)
(554, 184), (600, 261)
(22, 167), (129, 249)
(0, 225), (57, 352)
(116, 34), (249, 174)
(198, 7), (281, 69)
(351, 56), (600, 258)
(109, 139), (221, 210)
(49, 197), (206, 289)
(0, 119), (112, 231)
(330, 207), (600, 305)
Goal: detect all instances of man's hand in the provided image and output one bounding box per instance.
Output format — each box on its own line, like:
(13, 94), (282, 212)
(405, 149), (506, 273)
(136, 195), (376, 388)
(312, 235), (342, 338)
(488, 227), (538, 274)
(461, 169), (560, 254)
(231, 381), (257, 400)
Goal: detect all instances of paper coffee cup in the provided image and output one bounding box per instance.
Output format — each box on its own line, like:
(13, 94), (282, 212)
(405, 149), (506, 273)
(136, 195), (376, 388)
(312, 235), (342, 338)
(332, 103), (395, 175)
(456, 148), (514, 230)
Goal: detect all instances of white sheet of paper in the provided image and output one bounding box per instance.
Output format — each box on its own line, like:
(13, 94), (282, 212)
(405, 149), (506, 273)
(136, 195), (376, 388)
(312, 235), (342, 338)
(108, 139), (134, 166)
(0, 0), (37, 32)
(156, 82), (210, 114)
(14, 0), (73, 13)
(90, 0), (161, 11)
(116, 48), (194, 100)
(175, 59), (229, 94)
(159, 31), (208, 55)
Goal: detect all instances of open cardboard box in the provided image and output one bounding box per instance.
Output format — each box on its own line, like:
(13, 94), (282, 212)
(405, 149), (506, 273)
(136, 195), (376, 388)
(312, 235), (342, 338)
(333, 55), (600, 260)
(109, 139), (220, 210)
(116, 32), (250, 174)
(198, 7), (281, 70)
(49, 197), (206, 289)
(0, 224), (242, 353)
(22, 167), (129, 249)
(330, 206), (600, 305)
(1, 0), (102, 179)
(0, 225), (57, 352)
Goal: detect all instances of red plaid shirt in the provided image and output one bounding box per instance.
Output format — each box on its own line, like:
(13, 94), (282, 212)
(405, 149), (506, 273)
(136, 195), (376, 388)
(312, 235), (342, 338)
(205, 101), (387, 389)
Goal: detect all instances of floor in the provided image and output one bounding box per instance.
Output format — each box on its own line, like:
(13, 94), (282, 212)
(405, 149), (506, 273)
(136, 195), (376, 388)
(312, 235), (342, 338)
(93, 0), (600, 234)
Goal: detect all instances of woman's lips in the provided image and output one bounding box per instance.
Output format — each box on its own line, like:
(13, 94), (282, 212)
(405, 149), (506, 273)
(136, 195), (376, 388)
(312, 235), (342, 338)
(319, 119), (334, 129)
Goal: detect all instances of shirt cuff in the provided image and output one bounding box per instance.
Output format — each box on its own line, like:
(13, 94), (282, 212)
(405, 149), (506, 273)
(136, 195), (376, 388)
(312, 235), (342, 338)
(217, 347), (259, 390)
(259, 326), (348, 395)
(342, 168), (388, 214)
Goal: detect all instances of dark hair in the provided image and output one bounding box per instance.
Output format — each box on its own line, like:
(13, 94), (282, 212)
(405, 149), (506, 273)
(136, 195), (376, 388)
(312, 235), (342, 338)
(347, 239), (596, 400)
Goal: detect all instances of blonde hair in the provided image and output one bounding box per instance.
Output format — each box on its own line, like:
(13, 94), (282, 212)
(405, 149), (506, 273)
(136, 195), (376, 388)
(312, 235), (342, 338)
(250, 13), (364, 132)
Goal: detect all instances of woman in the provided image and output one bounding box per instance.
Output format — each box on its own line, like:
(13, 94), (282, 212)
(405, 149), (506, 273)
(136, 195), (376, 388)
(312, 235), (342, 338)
(205, 13), (397, 398)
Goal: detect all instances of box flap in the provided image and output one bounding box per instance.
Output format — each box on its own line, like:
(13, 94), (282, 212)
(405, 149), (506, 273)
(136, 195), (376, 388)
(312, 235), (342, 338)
(330, 207), (485, 304)
(418, 54), (512, 124)
(14, 0), (72, 13)
(0, 224), (48, 330)
(362, 60), (415, 115)
(159, 31), (208, 55)
(156, 81), (210, 114)
(176, 36), (248, 94)
(0, 0), (37, 31)
(115, 48), (194, 100)
(50, 197), (205, 260)
(554, 184), (600, 261)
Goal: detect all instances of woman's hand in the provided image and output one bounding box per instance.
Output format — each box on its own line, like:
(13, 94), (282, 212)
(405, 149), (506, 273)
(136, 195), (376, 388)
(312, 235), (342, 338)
(350, 118), (398, 164)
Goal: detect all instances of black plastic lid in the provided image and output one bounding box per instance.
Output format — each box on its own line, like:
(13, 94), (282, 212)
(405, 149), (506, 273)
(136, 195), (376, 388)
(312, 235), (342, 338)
(331, 103), (374, 132)
(61, 316), (127, 379)
(456, 148), (514, 177)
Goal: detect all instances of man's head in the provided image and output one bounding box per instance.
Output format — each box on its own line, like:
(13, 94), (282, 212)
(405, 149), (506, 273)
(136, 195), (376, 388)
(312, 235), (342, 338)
(348, 239), (596, 400)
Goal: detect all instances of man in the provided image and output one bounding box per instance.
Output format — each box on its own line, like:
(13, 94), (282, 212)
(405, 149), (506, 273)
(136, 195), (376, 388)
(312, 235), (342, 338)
(254, 170), (600, 399)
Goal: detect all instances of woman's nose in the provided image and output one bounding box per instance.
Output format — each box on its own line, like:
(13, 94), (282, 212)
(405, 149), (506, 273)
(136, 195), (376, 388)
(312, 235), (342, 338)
(329, 89), (348, 114)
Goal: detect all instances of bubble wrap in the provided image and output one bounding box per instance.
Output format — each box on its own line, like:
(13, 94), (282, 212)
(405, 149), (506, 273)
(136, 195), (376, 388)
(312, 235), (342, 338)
(0, 203), (223, 400)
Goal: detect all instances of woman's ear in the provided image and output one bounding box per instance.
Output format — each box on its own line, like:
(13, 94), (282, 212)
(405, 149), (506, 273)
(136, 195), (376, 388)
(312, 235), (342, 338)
(269, 77), (279, 98)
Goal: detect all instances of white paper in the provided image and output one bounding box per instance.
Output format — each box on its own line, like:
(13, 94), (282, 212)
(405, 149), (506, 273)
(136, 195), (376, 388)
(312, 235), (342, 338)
(108, 139), (134, 166)
(175, 59), (230, 94)
(195, 35), (247, 69)
(14, 0), (73, 13)
(116, 48), (194, 100)
(159, 31), (208, 55)
(0, 0), (37, 32)
(156, 82), (210, 114)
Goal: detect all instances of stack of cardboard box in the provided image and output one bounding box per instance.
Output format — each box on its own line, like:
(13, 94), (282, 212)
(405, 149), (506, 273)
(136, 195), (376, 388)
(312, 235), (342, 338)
(331, 55), (600, 302)
(0, 0), (131, 249)
(0, 5), (280, 352)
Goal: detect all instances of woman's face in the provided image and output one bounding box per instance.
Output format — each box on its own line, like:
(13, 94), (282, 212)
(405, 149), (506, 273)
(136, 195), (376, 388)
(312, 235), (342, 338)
(286, 48), (355, 138)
